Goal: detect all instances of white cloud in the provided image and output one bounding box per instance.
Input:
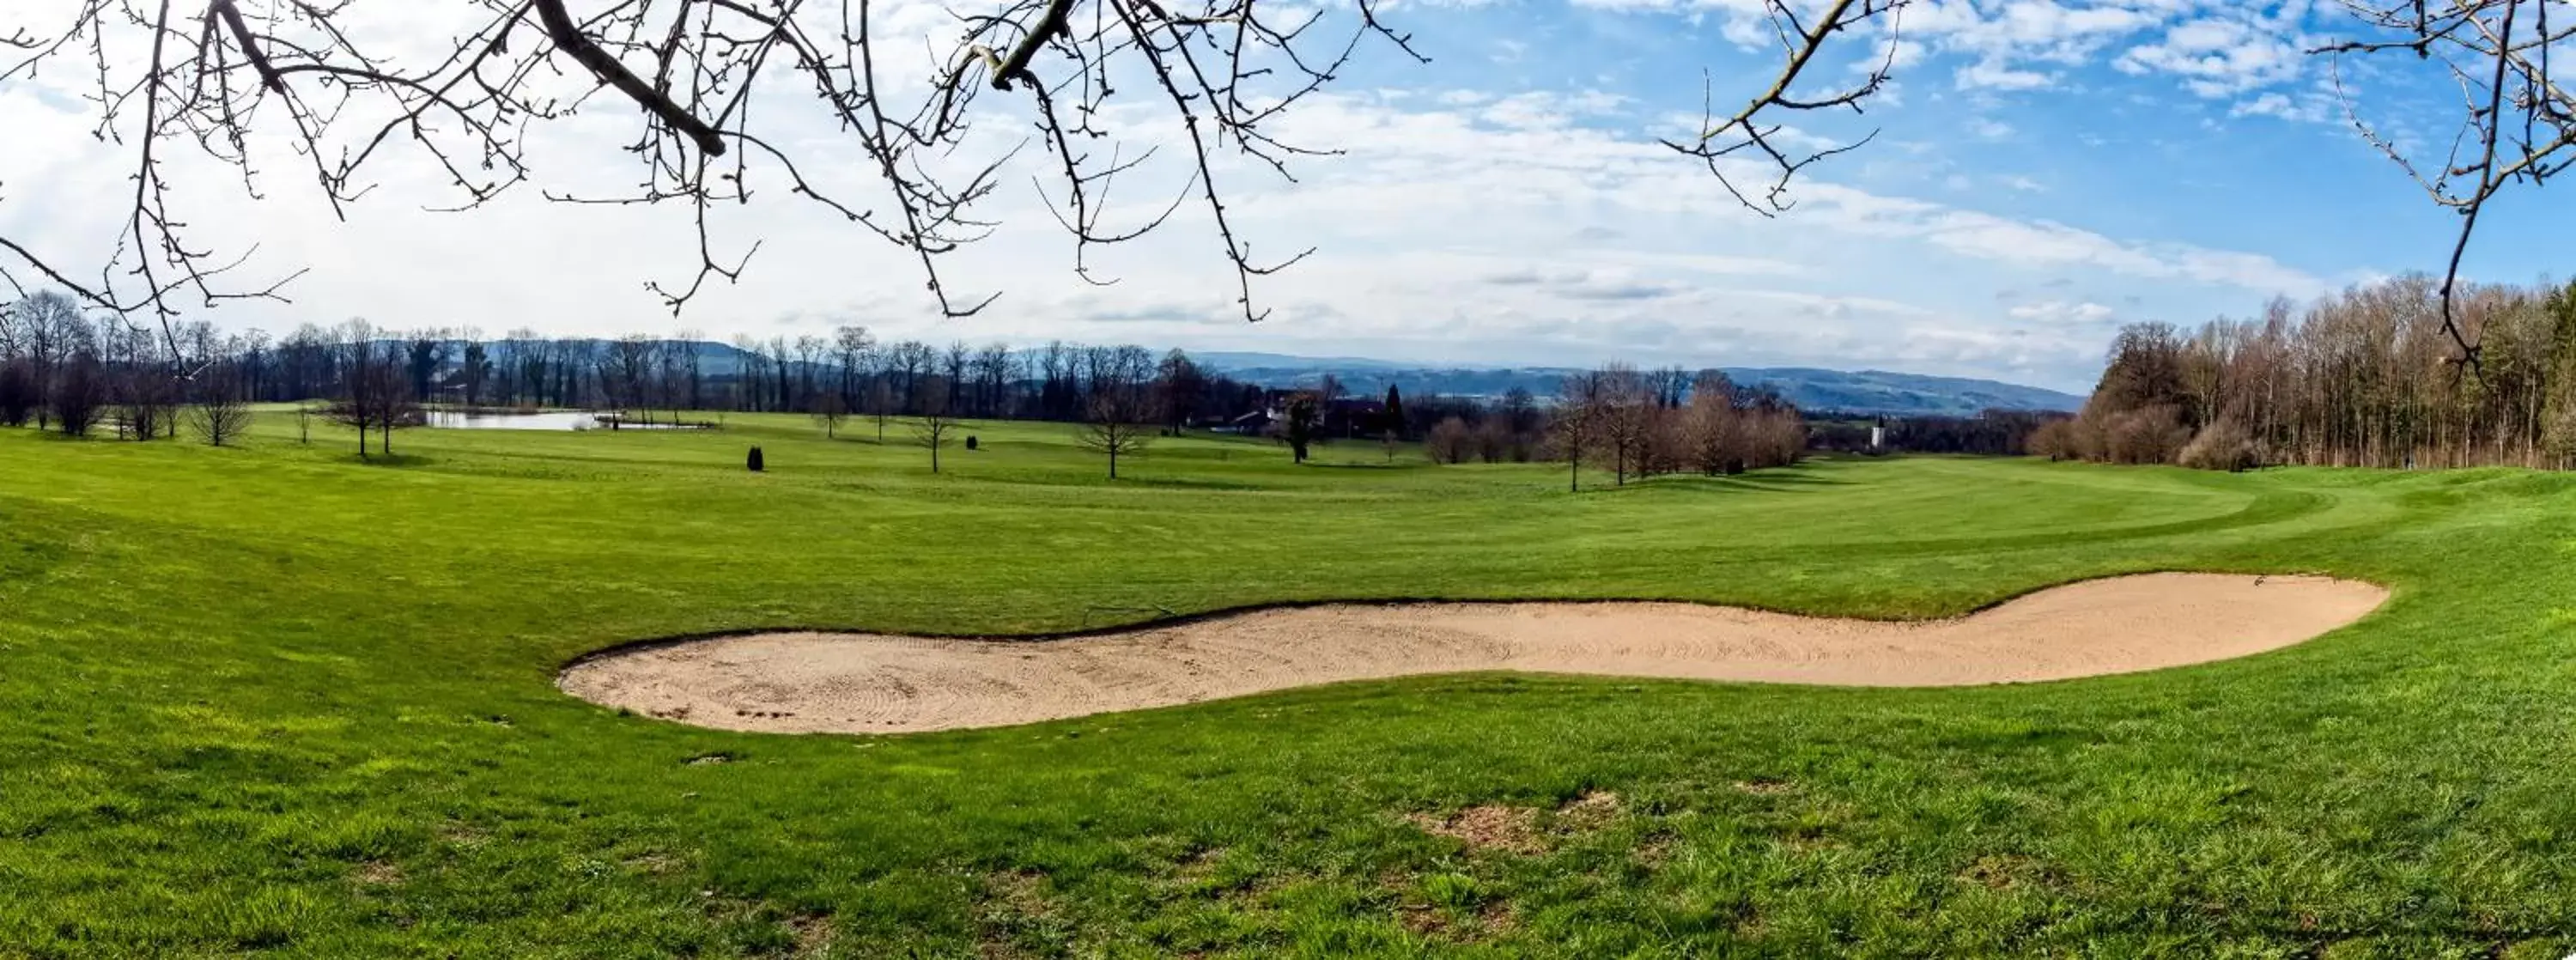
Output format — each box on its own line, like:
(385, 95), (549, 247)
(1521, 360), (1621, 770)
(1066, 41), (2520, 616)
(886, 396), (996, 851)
(1957, 59), (2053, 91)
(2232, 89), (2336, 124)
(2008, 300), (2117, 323)
(2114, 15), (2306, 96)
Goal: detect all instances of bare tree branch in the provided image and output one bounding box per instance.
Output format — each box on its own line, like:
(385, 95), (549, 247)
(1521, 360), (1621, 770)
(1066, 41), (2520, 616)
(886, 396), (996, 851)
(4, 0), (2575, 363)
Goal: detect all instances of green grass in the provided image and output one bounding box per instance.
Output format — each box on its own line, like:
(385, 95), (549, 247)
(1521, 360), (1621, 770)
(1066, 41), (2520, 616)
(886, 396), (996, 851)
(3, 412), (2573, 957)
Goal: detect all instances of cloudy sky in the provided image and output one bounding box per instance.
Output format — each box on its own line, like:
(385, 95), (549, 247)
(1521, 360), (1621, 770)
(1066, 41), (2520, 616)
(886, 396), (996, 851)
(3, 0), (2569, 392)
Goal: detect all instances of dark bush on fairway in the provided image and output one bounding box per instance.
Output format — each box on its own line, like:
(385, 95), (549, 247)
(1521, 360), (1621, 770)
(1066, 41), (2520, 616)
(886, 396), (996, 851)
(0, 361), (33, 427)
(747, 446), (764, 472)
(48, 358), (106, 437)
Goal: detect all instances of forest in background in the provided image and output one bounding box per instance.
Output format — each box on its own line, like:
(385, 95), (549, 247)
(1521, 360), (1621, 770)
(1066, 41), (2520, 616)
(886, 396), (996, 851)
(0, 294), (1806, 483)
(2036, 276), (2576, 471)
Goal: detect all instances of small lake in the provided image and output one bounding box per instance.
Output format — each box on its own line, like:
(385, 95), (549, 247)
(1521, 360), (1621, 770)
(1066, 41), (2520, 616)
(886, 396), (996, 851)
(425, 410), (700, 431)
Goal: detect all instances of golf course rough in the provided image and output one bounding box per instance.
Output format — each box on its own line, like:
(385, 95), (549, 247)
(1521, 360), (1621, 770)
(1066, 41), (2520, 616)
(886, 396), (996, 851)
(562, 573), (2389, 733)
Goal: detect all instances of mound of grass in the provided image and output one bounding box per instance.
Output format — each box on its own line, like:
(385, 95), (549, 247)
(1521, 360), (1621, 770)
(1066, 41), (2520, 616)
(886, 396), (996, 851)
(1, 414), (2572, 957)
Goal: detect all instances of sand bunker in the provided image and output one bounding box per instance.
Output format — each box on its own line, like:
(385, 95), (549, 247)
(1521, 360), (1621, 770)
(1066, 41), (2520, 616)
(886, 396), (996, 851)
(560, 573), (2386, 734)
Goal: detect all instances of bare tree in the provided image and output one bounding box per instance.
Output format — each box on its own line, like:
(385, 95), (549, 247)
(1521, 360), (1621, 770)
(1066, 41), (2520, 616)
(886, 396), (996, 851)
(1425, 416), (1472, 465)
(186, 360), (254, 447)
(1157, 349), (1205, 434)
(602, 335), (657, 428)
(2056, 275), (2576, 471)
(974, 342), (1014, 418)
(1078, 386), (1155, 479)
(864, 379), (895, 443)
(1665, 1), (2576, 369)
(102, 319), (180, 441)
(328, 323), (417, 457)
(1596, 363), (1653, 486)
(7, 0), (2573, 379)
(1683, 375), (1743, 475)
(810, 391), (848, 439)
(5, 292), (83, 430)
(2, 0), (1427, 352)
(912, 389), (957, 473)
(833, 325), (875, 410)
(1552, 369), (1607, 493)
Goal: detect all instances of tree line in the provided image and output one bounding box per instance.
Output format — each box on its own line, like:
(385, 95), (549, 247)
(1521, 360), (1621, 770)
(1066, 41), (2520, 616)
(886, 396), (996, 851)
(1519, 365), (1808, 491)
(2033, 275), (2576, 471)
(3, 290), (1812, 483)
(1808, 410), (2071, 457)
(0, 291), (256, 445)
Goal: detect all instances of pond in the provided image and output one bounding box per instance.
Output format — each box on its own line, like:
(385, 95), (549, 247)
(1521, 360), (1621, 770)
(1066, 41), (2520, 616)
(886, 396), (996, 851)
(424, 410), (702, 431)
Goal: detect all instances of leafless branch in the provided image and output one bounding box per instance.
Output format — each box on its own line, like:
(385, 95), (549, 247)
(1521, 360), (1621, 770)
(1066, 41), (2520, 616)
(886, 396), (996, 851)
(2, 0), (1425, 332)
(1661, 0), (1903, 216)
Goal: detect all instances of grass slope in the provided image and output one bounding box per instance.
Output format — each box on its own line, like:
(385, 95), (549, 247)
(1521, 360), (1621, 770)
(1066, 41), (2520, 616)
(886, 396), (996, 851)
(1, 415), (2572, 957)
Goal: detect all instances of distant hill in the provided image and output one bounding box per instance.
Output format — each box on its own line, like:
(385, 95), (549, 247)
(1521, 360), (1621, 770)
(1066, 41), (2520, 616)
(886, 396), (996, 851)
(392, 339), (2085, 415)
(1717, 368), (2087, 416)
(1192, 357), (2086, 416)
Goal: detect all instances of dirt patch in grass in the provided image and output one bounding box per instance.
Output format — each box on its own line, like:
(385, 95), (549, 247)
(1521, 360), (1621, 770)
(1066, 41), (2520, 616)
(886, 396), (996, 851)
(1735, 778), (1798, 796)
(1957, 853), (2057, 891)
(1411, 805), (1545, 855)
(1398, 898), (1517, 942)
(975, 870), (1067, 959)
(785, 913), (833, 957)
(1556, 790), (1620, 827)
(561, 574), (2387, 734)
(352, 860), (404, 886)
(1411, 791), (1625, 854)
(623, 852), (682, 875)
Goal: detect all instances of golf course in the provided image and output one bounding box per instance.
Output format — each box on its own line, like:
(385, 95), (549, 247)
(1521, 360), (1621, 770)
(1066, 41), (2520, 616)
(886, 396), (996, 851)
(3, 414), (2571, 957)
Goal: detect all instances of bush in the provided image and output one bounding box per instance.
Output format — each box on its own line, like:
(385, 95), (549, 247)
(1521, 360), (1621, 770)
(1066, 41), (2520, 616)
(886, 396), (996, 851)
(746, 446), (765, 472)
(2178, 420), (2263, 471)
(0, 361), (33, 427)
(2101, 405), (2189, 465)
(1424, 416), (1472, 464)
(2026, 419), (2075, 461)
(964, 435), (979, 451)
(49, 359), (105, 437)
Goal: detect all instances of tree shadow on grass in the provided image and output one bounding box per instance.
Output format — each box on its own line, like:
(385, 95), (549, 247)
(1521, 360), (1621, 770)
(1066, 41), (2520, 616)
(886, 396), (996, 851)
(1119, 476), (1275, 492)
(1580, 466), (1856, 497)
(346, 453), (437, 468)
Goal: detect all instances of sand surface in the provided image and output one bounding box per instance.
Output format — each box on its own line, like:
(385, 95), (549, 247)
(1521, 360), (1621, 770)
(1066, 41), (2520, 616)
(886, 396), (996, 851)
(558, 574), (2387, 734)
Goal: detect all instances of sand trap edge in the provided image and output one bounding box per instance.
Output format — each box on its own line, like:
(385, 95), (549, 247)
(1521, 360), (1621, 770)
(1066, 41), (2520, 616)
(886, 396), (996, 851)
(556, 572), (2391, 736)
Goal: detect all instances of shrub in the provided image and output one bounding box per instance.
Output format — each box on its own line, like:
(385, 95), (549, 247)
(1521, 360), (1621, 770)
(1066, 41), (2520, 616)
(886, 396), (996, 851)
(2178, 420), (2263, 471)
(1424, 416), (1472, 464)
(964, 435), (979, 451)
(0, 361), (33, 427)
(746, 446), (765, 472)
(2026, 419), (2075, 461)
(2101, 405), (2189, 465)
(49, 358), (105, 437)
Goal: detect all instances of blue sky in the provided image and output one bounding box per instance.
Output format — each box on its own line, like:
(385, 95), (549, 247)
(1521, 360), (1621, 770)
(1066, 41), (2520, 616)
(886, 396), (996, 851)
(3, 0), (2567, 392)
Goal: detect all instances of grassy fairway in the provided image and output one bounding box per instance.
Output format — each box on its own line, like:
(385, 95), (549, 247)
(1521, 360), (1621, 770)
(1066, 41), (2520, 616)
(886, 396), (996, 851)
(2, 415), (2572, 957)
